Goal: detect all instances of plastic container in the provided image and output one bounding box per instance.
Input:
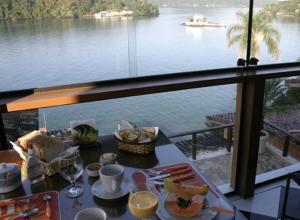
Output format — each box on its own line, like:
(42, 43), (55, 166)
(27, 147), (45, 184)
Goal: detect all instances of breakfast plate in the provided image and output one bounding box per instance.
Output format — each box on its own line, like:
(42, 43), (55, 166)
(156, 191), (218, 220)
(92, 177), (132, 200)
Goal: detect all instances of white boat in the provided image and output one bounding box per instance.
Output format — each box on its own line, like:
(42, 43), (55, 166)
(183, 14), (226, 27)
(94, 10), (133, 19)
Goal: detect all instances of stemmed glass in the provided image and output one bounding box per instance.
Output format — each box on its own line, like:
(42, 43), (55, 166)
(59, 152), (84, 198)
(128, 182), (159, 220)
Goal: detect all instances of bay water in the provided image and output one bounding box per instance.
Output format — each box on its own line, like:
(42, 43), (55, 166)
(0, 8), (299, 134)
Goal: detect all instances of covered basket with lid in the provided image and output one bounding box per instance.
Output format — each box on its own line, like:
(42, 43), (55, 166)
(0, 163), (21, 193)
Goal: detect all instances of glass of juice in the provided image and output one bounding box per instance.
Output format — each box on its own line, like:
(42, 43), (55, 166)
(128, 182), (159, 220)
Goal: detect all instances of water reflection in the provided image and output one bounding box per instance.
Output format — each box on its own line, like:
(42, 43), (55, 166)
(185, 26), (203, 41)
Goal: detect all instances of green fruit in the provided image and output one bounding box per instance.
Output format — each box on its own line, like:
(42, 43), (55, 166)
(74, 124), (98, 143)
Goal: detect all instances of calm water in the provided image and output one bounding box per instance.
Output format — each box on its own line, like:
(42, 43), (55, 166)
(1, 8), (299, 134)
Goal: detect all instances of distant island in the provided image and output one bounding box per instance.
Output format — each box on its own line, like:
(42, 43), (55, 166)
(265, 0), (300, 18)
(0, 0), (159, 21)
(152, 0), (277, 8)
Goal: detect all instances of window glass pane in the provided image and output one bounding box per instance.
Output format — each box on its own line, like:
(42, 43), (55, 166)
(3, 84), (237, 191)
(0, 1), (247, 92)
(0, 19), (130, 91)
(253, 0), (300, 64)
(256, 76), (300, 182)
(135, 6), (248, 75)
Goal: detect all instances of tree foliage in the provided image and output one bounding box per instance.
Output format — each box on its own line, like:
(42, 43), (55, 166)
(271, 84), (300, 111)
(263, 78), (300, 112)
(265, 0), (300, 17)
(227, 9), (280, 60)
(264, 78), (286, 112)
(0, 0), (159, 20)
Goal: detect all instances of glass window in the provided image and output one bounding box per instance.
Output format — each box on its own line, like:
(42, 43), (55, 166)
(0, 1), (248, 91)
(135, 5), (248, 75)
(0, 18), (130, 91)
(256, 76), (300, 182)
(4, 84), (237, 191)
(253, 0), (300, 64)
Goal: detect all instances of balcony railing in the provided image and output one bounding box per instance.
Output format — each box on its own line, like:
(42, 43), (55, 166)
(0, 62), (300, 198)
(168, 123), (234, 160)
(168, 120), (300, 160)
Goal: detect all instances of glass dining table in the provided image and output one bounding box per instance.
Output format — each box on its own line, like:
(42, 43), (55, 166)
(0, 131), (247, 220)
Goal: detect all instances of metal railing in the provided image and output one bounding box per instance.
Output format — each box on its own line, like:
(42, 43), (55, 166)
(168, 120), (300, 160)
(168, 123), (234, 160)
(264, 120), (300, 157)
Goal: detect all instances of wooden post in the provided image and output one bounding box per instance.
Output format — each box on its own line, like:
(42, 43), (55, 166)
(0, 113), (8, 150)
(283, 136), (290, 157)
(232, 79), (265, 198)
(192, 133), (197, 160)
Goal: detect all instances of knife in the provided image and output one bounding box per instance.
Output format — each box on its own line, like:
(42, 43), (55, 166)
(208, 206), (235, 215)
(1, 207), (39, 219)
(152, 172), (195, 184)
(149, 173), (170, 181)
(149, 168), (193, 181)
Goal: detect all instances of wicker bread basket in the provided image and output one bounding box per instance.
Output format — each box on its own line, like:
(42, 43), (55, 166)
(10, 141), (79, 176)
(114, 127), (159, 154)
(116, 141), (155, 154)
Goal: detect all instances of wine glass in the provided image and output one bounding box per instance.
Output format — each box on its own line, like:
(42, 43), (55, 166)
(59, 152), (84, 198)
(128, 182), (159, 220)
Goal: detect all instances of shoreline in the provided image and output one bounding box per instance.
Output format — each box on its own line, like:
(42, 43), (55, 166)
(276, 13), (300, 20)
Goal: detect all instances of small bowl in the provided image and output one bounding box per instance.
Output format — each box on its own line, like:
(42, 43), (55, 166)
(74, 207), (107, 220)
(86, 163), (101, 177)
(99, 153), (117, 165)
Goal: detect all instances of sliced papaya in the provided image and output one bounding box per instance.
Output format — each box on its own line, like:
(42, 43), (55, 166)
(164, 178), (209, 199)
(166, 193), (204, 217)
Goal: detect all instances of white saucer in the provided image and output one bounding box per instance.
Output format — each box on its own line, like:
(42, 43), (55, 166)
(92, 177), (132, 200)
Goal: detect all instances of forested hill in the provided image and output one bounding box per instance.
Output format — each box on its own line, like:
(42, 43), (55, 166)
(152, 0), (277, 7)
(0, 0), (159, 20)
(265, 0), (300, 18)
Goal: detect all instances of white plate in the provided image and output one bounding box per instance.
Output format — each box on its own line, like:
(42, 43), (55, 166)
(92, 177), (132, 200)
(156, 191), (217, 220)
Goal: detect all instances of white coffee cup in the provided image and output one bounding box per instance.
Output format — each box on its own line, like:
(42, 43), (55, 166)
(99, 164), (124, 193)
(74, 208), (107, 220)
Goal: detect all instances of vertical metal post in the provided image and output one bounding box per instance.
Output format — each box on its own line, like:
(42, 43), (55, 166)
(283, 136), (290, 157)
(281, 174), (291, 220)
(246, 0), (254, 66)
(192, 133), (197, 160)
(0, 113), (8, 150)
(233, 79), (265, 198)
(226, 126), (233, 152)
(127, 17), (137, 77)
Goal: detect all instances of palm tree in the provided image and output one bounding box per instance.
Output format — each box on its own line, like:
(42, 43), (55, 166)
(264, 78), (286, 111)
(227, 9), (280, 60)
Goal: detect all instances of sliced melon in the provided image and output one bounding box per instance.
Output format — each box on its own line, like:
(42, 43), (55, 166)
(166, 193), (204, 217)
(164, 178), (209, 199)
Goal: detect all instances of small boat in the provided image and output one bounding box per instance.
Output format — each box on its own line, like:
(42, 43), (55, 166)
(183, 14), (226, 27)
(94, 10), (133, 19)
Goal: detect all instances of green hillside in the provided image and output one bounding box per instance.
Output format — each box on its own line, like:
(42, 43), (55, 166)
(265, 0), (300, 18)
(0, 0), (159, 20)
